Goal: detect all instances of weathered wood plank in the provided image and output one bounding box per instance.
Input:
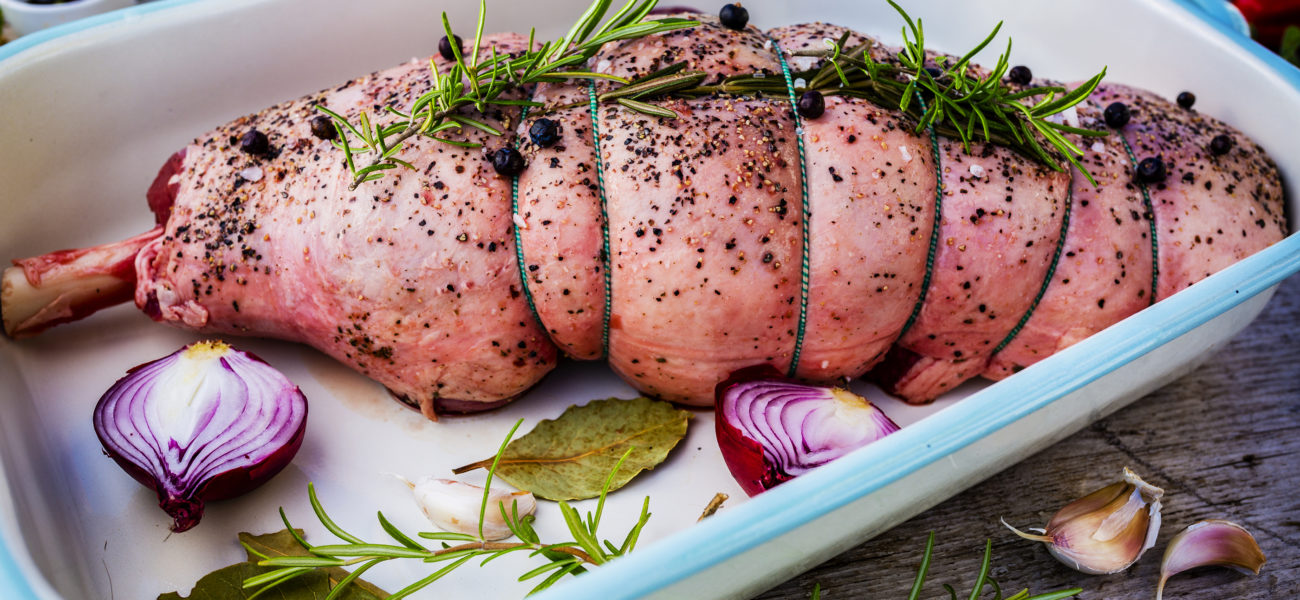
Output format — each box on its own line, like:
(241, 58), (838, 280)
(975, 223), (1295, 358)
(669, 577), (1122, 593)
(758, 272), (1300, 599)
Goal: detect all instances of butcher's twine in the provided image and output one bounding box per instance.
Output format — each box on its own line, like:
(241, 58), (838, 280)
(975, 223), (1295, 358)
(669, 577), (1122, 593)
(511, 102), (548, 338)
(1119, 135), (1161, 306)
(991, 186), (1075, 356)
(770, 39), (814, 378)
(588, 81), (616, 358)
(898, 95), (945, 339)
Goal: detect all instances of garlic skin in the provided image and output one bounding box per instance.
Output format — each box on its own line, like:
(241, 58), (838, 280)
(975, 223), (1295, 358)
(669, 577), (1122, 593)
(397, 476), (536, 540)
(1157, 520), (1265, 600)
(1004, 467), (1163, 574)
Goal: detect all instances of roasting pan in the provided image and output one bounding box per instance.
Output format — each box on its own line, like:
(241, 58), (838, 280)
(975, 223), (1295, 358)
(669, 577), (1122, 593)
(1, 0), (1297, 598)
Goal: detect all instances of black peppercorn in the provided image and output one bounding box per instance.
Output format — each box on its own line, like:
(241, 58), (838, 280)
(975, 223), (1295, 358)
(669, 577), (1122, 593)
(719, 3), (748, 30)
(1103, 102), (1130, 129)
(1209, 134), (1234, 156)
(1136, 157), (1166, 183)
(439, 35), (463, 61)
(239, 130), (269, 156)
(1008, 65), (1032, 85)
(1176, 91), (1196, 109)
(796, 90), (825, 119)
(309, 116), (337, 141)
(529, 118), (562, 148)
(492, 147), (525, 176)
(924, 66), (943, 79)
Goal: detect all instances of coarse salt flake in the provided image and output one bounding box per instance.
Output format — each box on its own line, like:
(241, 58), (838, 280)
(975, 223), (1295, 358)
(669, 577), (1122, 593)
(1061, 105), (1079, 127)
(969, 164), (985, 177)
(899, 145), (912, 162)
(239, 167), (264, 182)
(794, 78), (807, 88)
(513, 212), (528, 230)
(1091, 141), (1106, 154)
(596, 60), (612, 74)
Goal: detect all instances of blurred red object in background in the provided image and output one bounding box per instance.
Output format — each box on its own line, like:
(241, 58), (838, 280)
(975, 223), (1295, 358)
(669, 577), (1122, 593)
(1234, 0), (1300, 62)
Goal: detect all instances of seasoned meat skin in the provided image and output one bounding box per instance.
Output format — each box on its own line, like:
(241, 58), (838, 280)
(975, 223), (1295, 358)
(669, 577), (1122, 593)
(984, 95), (1155, 379)
(768, 24), (937, 382)
(133, 34), (558, 419)
(869, 141), (1070, 401)
(593, 16), (805, 403)
(1093, 83), (1287, 299)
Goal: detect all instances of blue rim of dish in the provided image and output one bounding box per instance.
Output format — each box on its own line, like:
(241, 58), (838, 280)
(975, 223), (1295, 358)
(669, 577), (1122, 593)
(0, 1), (1295, 599)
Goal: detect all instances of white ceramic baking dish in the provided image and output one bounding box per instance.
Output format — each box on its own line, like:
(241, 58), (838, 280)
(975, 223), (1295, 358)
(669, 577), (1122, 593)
(1, 0), (1297, 598)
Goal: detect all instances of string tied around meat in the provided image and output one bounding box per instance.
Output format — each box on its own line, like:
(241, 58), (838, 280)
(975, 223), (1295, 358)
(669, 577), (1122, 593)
(768, 38), (814, 378)
(897, 95), (945, 339)
(1118, 135), (1161, 306)
(587, 81), (616, 359)
(991, 186), (1076, 356)
(511, 100), (548, 336)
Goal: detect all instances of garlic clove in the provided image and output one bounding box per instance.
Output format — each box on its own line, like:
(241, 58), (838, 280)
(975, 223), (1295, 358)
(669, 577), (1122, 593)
(1157, 519), (1265, 600)
(1005, 467), (1163, 575)
(396, 475), (536, 540)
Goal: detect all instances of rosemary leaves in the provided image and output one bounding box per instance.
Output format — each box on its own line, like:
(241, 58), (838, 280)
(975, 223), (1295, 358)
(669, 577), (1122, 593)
(318, 0), (696, 189)
(241, 420), (654, 598)
(319, 0), (1109, 189)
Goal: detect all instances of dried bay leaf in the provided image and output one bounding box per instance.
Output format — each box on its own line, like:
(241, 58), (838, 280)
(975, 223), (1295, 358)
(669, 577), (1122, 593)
(157, 529), (387, 600)
(459, 397), (691, 501)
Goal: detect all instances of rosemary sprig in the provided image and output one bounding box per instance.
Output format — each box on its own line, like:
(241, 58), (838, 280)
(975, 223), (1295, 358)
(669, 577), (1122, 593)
(241, 419), (652, 598)
(325, 0), (1107, 188)
(898, 533), (1083, 600)
(683, 3), (1107, 184)
(320, 0), (696, 190)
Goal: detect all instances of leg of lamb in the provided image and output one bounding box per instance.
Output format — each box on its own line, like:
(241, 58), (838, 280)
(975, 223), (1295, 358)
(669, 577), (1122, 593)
(1, 10), (1287, 417)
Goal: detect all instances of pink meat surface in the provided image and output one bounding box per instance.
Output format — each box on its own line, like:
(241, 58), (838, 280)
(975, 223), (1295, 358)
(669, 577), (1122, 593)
(133, 34), (558, 419)
(514, 80), (608, 360)
(1092, 83), (1287, 299)
(870, 139), (1071, 402)
(769, 23), (937, 382)
(5, 18), (1289, 417)
(984, 94), (1155, 379)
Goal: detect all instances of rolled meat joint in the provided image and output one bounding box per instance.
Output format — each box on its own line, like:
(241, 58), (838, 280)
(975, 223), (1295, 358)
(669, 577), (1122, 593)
(0, 13), (1288, 416)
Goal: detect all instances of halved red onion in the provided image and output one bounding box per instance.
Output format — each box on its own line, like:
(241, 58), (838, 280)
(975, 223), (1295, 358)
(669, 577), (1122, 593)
(715, 365), (900, 496)
(92, 341), (307, 532)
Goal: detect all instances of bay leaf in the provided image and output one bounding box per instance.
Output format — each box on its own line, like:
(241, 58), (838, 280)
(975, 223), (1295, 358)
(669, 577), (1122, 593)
(157, 529), (387, 600)
(467, 397), (691, 501)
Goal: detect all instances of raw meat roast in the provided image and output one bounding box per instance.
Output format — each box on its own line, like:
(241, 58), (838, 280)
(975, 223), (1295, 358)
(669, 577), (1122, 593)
(1, 14), (1287, 419)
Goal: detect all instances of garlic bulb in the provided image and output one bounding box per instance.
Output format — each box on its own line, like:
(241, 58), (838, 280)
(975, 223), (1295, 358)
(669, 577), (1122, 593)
(1158, 520), (1265, 599)
(1004, 467), (1163, 574)
(397, 475), (536, 540)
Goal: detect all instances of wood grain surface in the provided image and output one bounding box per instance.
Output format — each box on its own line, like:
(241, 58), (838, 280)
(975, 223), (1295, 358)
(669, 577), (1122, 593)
(757, 271), (1300, 600)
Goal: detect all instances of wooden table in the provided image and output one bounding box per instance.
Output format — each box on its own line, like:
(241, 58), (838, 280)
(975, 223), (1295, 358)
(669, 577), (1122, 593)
(758, 272), (1300, 600)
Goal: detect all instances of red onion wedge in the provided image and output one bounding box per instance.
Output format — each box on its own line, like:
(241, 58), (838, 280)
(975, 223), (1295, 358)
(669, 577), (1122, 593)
(92, 340), (307, 532)
(715, 365), (900, 496)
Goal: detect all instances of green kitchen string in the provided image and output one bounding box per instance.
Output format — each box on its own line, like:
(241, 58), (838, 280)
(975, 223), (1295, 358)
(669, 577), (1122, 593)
(769, 38), (813, 378)
(897, 95), (944, 338)
(1119, 135), (1161, 305)
(511, 102), (548, 333)
(991, 186), (1075, 356)
(587, 81), (615, 358)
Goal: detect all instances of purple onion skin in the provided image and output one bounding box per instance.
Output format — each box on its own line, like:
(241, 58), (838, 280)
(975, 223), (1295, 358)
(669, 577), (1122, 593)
(715, 365), (900, 496)
(92, 341), (307, 532)
(101, 414), (306, 532)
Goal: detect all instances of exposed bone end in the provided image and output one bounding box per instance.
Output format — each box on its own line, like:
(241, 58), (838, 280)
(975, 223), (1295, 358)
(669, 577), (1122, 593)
(2, 227), (163, 338)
